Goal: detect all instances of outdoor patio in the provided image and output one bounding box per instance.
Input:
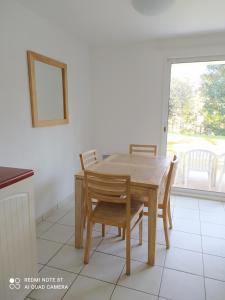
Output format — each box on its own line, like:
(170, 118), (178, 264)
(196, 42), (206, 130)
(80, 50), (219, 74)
(173, 151), (225, 193)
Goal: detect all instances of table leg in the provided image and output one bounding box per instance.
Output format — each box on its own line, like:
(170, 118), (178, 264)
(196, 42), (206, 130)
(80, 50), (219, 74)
(75, 177), (84, 248)
(148, 188), (158, 265)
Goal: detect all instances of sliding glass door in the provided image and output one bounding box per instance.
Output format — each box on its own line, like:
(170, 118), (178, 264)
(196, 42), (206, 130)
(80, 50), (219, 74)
(165, 59), (225, 197)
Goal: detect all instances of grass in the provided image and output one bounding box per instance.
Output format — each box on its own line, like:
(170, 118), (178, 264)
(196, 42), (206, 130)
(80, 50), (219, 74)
(167, 132), (225, 154)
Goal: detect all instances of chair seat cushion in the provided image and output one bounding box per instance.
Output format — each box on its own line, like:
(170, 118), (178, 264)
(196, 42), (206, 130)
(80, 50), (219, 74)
(92, 200), (144, 226)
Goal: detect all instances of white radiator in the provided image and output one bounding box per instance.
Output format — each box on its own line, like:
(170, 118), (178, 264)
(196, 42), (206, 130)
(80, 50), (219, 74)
(0, 177), (37, 300)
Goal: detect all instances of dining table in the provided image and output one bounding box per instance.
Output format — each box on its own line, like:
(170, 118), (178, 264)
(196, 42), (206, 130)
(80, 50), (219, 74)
(74, 153), (171, 266)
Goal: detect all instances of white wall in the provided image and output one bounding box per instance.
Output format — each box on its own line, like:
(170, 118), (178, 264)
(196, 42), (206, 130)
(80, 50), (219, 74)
(91, 33), (225, 156)
(0, 0), (92, 218)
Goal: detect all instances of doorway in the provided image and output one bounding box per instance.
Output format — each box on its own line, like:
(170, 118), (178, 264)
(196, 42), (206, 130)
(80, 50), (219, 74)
(165, 59), (225, 197)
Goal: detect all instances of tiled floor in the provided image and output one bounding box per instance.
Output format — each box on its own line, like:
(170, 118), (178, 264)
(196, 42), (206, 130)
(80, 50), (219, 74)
(26, 195), (225, 300)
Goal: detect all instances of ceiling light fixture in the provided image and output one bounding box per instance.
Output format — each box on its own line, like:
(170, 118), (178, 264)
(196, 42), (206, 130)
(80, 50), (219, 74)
(131, 0), (175, 16)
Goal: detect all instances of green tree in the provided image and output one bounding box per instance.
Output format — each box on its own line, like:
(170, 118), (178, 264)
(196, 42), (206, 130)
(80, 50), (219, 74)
(201, 64), (225, 135)
(169, 78), (198, 134)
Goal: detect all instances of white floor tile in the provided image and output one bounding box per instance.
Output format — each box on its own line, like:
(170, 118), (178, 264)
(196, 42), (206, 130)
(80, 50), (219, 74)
(37, 238), (63, 264)
(40, 223), (74, 243)
(156, 229), (166, 245)
(173, 218), (201, 234)
(29, 266), (76, 300)
(170, 230), (202, 252)
(45, 207), (69, 223)
(57, 211), (75, 226)
(32, 196), (225, 300)
(84, 229), (103, 248)
(96, 235), (126, 258)
(36, 221), (53, 237)
(157, 219), (165, 231)
(63, 275), (114, 300)
(37, 263), (44, 272)
(118, 260), (163, 295)
(97, 236), (166, 267)
(93, 223), (104, 232)
(58, 199), (74, 210)
(165, 247), (203, 275)
(132, 220), (148, 241)
(111, 285), (157, 300)
(131, 241), (166, 267)
(199, 200), (224, 213)
(81, 252), (125, 283)
(200, 211), (225, 225)
(204, 254), (225, 281)
(175, 196), (199, 210)
(132, 218), (165, 238)
(205, 278), (225, 300)
(47, 245), (84, 273)
(202, 236), (225, 257)
(160, 268), (205, 300)
(173, 207), (199, 220)
(201, 222), (225, 239)
(67, 230), (102, 249)
(107, 225), (123, 235)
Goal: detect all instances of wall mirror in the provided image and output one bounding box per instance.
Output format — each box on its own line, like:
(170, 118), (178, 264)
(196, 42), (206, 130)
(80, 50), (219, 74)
(27, 51), (69, 127)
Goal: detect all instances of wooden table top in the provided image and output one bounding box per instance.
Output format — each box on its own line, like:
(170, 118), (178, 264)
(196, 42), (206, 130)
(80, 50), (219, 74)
(75, 153), (171, 189)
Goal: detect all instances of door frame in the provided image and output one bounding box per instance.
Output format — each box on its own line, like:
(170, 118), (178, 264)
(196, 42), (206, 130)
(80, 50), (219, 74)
(161, 55), (225, 201)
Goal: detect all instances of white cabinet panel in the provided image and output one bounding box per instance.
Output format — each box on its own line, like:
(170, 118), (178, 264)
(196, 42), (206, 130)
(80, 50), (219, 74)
(0, 177), (37, 300)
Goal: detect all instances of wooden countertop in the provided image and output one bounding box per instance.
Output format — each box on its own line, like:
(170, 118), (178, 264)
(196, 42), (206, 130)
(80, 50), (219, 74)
(0, 166), (34, 189)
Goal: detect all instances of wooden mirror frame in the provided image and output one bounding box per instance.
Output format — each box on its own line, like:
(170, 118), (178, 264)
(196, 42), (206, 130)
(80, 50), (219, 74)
(27, 51), (69, 127)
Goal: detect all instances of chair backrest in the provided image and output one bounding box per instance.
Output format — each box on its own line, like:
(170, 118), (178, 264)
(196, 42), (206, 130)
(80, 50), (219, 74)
(184, 149), (217, 173)
(219, 153), (225, 175)
(220, 153), (225, 166)
(84, 170), (131, 218)
(162, 155), (179, 208)
(129, 144), (157, 156)
(80, 149), (98, 170)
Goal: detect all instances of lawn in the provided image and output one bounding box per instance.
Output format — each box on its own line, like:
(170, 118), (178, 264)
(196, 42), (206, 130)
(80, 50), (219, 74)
(167, 133), (225, 155)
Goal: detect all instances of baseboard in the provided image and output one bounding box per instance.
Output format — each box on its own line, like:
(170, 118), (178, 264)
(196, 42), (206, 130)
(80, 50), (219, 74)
(57, 193), (74, 208)
(36, 205), (58, 224)
(36, 193), (74, 224)
(172, 187), (225, 202)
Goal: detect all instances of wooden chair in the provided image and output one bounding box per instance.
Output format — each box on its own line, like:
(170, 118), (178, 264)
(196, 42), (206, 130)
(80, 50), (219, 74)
(137, 155), (179, 249)
(79, 150), (121, 237)
(79, 149), (98, 170)
(79, 149), (104, 234)
(218, 153), (225, 189)
(129, 144), (157, 156)
(83, 171), (144, 275)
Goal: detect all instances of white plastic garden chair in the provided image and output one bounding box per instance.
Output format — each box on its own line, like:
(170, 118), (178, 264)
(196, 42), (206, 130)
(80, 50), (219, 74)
(218, 153), (225, 188)
(183, 149), (217, 188)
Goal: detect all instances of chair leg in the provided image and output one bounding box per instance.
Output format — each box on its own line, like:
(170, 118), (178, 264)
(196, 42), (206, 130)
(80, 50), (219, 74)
(83, 201), (87, 228)
(168, 201), (173, 230)
(126, 225), (131, 275)
(122, 228), (125, 240)
(102, 224), (105, 237)
(163, 212), (170, 249)
(84, 219), (93, 264)
(118, 227), (121, 236)
(83, 216), (86, 228)
(139, 220), (143, 245)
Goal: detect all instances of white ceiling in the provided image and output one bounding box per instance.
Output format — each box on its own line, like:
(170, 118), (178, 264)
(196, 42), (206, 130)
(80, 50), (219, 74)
(17, 0), (225, 45)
